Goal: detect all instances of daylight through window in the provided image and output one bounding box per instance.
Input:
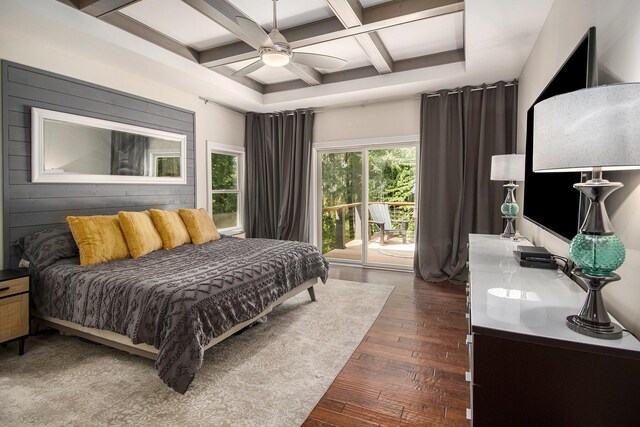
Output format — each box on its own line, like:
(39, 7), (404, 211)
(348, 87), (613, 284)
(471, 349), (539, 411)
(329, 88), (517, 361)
(208, 143), (245, 233)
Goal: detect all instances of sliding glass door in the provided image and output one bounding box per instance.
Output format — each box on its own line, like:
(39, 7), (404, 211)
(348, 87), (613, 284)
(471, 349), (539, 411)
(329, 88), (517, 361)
(318, 144), (417, 269)
(320, 151), (363, 262)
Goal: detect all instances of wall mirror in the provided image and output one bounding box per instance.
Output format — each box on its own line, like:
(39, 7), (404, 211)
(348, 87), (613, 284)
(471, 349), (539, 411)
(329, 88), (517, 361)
(31, 108), (187, 184)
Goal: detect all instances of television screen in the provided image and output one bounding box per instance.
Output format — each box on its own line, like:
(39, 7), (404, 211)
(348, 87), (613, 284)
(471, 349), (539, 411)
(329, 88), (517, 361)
(523, 27), (596, 242)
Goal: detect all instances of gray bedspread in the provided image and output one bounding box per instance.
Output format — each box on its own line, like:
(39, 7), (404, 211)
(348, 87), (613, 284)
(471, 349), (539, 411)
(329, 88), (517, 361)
(31, 236), (329, 393)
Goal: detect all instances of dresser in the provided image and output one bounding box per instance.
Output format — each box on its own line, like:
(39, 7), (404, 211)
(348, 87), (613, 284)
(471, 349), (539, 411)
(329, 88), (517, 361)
(0, 269), (30, 355)
(466, 234), (640, 426)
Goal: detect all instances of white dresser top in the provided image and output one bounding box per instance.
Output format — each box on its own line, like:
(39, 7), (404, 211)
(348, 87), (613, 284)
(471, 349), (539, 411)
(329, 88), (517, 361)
(468, 234), (640, 352)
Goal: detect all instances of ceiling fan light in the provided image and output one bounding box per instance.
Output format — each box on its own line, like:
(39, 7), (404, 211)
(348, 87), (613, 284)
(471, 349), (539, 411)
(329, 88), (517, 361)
(261, 50), (290, 67)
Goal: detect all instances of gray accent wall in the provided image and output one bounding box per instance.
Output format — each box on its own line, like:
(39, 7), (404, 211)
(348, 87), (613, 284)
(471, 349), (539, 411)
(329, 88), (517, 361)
(2, 61), (196, 268)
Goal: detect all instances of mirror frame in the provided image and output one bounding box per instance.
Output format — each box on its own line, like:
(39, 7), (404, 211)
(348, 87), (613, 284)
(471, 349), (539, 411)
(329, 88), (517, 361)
(31, 107), (188, 184)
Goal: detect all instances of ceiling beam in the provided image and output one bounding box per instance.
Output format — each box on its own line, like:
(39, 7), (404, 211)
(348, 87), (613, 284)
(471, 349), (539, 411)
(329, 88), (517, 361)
(353, 33), (393, 74)
(59, 1), (200, 62)
(69, 0), (141, 17)
(326, 0), (393, 74)
(263, 48), (464, 94)
(393, 47), (464, 72)
(325, 0), (362, 27)
(182, 0), (319, 85)
(100, 12), (200, 62)
(200, 0), (463, 67)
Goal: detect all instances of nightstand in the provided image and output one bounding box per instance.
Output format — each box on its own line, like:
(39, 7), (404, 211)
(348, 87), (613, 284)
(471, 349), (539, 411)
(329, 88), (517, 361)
(0, 270), (30, 355)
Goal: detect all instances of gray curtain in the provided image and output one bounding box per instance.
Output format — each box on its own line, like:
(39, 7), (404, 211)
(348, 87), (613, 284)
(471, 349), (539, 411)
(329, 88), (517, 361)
(245, 110), (314, 242)
(414, 81), (518, 283)
(110, 131), (149, 176)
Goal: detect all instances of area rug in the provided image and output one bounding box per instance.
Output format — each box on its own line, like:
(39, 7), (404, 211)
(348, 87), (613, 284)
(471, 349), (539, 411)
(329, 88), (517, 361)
(0, 279), (393, 427)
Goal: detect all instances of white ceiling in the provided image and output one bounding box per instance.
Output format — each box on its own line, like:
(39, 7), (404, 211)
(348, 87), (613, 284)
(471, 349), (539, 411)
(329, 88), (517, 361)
(119, 0), (468, 89)
(121, 0), (237, 50)
(0, 0), (556, 112)
(377, 12), (464, 61)
(228, 0), (334, 31)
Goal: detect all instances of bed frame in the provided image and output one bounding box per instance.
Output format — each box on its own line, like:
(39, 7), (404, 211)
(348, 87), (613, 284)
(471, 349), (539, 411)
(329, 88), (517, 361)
(33, 279), (318, 360)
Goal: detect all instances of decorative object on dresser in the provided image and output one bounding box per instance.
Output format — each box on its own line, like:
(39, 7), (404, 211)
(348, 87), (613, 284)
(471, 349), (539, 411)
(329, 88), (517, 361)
(490, 154), (525, 238)
(0, 270), (30, 355)
(533, 83), (640, 339)
(466, 234), (640, 425)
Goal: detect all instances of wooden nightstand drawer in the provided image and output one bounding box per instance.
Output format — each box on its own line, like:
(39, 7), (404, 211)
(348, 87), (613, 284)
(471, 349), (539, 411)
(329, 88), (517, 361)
(0, 293), (29, 342)
(0, 276), (29, 298)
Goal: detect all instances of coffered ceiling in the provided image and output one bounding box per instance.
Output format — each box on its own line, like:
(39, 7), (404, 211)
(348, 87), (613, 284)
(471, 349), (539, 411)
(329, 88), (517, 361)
(61, 0), (465, 94)
(2, 0), (554, 112)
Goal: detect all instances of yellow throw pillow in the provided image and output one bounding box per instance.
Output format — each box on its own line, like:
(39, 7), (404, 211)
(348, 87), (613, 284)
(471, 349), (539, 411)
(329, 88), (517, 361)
(66, 215), (130, 266)
(178, 208), (221, 245)
(149, 209), (192, 250)
(117, 211), (163, 258)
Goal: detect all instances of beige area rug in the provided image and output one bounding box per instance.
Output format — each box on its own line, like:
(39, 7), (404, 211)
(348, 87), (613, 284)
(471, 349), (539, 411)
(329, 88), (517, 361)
(0, 279), (393, 427)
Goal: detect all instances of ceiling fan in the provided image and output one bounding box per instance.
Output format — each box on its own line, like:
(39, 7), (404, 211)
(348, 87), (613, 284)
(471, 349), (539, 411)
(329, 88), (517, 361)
(233, 0), (347, 76)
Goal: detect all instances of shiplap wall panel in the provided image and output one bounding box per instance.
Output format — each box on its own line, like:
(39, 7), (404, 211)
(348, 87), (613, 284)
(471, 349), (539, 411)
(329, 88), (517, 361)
(2, 61), (196, 268)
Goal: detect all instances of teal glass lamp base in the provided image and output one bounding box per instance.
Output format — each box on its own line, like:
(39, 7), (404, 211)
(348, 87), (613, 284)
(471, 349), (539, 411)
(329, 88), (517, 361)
(569, 233), (625, 276)
(567, 175), (625, 340)
(499, 182), (518, 239)
(501, 202), (519, 217)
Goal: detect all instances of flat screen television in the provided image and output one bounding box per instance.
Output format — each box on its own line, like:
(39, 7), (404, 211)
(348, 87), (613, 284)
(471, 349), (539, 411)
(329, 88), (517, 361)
(523, 27), (596, 242)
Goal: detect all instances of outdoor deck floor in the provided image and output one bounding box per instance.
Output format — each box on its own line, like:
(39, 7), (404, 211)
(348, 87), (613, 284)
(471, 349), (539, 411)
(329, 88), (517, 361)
(324, 237), (414, 267)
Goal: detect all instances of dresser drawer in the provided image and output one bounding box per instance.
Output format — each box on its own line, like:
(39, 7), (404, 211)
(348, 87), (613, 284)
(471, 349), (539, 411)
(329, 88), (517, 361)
(0, 277), (29, 298)
(0, 293), (29, 342)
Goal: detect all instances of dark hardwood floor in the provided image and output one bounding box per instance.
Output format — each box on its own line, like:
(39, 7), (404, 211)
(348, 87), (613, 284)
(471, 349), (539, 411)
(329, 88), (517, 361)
(304, 266), (469, 426)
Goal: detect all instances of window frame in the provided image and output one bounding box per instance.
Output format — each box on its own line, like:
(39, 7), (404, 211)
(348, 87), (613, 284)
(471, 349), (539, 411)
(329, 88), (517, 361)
(147, 148), (181, 177)
(206, 141), (245, 235)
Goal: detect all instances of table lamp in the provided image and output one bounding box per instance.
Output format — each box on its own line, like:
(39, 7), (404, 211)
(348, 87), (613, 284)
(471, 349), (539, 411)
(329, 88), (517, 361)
(533, 83), (640, 339)
(491, 154), (526, 238)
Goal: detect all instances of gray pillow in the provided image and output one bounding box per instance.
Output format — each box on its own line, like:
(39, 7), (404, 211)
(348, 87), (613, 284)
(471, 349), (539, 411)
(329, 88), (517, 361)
(15, 227), (79, 271)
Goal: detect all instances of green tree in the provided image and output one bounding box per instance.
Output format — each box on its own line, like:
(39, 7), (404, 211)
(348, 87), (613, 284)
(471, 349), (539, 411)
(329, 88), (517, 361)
(211, 153), (238, 228)
(321, 148), (416, 253)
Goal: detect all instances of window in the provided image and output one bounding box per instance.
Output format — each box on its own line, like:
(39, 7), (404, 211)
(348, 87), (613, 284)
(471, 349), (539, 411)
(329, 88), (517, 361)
(150, 153), (181, 177)
(207, 142), (245, 234)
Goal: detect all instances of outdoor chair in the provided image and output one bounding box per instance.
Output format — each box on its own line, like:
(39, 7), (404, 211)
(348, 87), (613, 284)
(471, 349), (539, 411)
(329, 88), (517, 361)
(368, 203), (409, 245)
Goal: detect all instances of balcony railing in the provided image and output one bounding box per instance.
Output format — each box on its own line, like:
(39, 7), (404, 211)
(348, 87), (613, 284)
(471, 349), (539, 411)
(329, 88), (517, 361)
(322, 202), (415, 250)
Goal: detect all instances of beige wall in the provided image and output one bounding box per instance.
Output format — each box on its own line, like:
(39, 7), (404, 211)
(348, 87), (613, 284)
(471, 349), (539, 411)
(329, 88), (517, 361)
(313, 98), (420, 143)
(517, 0), (640, 334)
(0, 30), (245, 263)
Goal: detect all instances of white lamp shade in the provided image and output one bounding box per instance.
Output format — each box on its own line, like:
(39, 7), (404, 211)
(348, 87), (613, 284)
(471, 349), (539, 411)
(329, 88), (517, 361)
(491, 154), (526, 181)
(533, 83), (640, 172)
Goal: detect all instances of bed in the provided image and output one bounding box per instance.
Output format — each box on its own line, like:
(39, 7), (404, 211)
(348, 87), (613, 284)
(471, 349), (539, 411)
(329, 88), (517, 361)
(18, 229), (329, 393)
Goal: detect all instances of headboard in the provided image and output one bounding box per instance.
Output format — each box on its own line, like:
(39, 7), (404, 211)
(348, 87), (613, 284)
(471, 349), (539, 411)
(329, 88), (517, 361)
(2, 61), (196, 268)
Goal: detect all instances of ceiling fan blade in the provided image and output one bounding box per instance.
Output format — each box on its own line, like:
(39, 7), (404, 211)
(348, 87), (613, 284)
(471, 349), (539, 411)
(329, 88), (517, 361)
(232, 59), (265, 76)
(291, 52), (347, 70)
(236, 16), (273, 47)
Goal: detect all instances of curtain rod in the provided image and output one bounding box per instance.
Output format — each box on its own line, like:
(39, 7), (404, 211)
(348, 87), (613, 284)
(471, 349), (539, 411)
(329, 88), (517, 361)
(422, 80), (518, 98)
(199, 97), (246, 114)
(314, 80), (518, 113)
